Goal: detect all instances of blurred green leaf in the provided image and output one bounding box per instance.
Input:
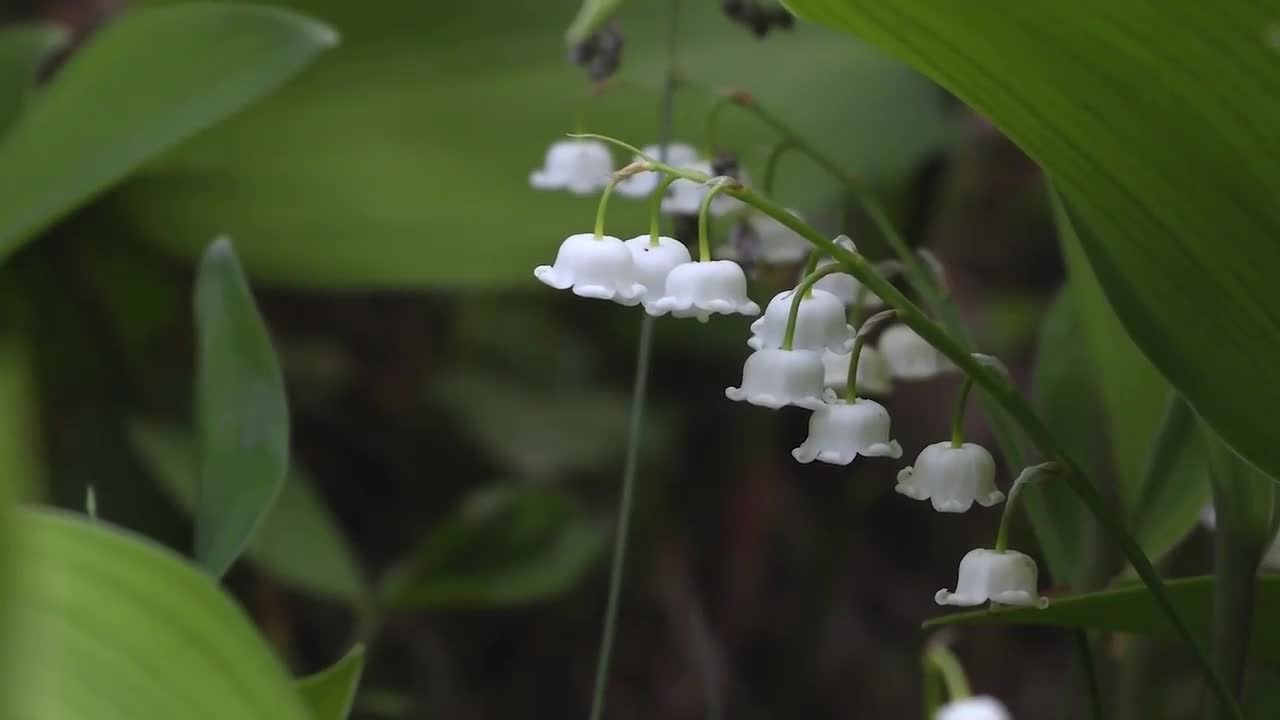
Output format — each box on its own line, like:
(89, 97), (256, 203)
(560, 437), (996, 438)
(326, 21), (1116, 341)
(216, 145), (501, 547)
(0, 3), (337, 265)
(0, 24), (64, 136)
(925, 575), (1280, 664)
(298, 645), (366, 720)
(194, 238), (290, 578)
(1129, 396), (1212, 564)
(121, 0), (952, 288)
(566, 0), (625, 43)
(0, 508), (312, 720)
(1023, 288), (1100, 589)
(128, 420), (366, 604)
(783, 0), (1280, 482)
(380, 484), (607, 609)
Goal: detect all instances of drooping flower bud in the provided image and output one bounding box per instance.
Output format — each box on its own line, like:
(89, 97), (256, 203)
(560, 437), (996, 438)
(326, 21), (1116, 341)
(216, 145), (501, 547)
(935, 548), (1046, 609)
(534, 233), (646, 305)
(725, 348), (825, 410)
(647, 260), (760, 321)
(529, 139), (614, 195)
(895, 442), (1004, 513)
(879, 323), (952, 380)
(792, 397), (902, 465)
(749, 288), (852, 353)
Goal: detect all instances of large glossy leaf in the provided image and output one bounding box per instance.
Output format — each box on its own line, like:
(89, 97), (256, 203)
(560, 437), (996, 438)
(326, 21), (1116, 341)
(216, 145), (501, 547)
(194, 238), (290, 578)
(119, 0), (953, 288)
(925, 575), (1280, 664)
(0, 25), (64, 136)
(379, 484), (607, 609)
(1129, 396), (1212, 564)
(129, 420), (365, 604)
(298, 646), (366, 720)
(782, 0), (1280, 483)
(0, 3), (337, 264)
(0, 508), (313, 720)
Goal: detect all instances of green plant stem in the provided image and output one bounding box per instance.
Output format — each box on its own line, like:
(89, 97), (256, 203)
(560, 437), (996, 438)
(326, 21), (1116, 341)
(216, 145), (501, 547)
(781, 264), (841, 350)
(704, 91), (736, 155)
(950, 376), (974, 448)
(594, 176), (623, 239)
(844, 336), (866, 402)
(925, 645), (971, 702)
(1210, 531), (1261, 706)
(649, 174), (679, 246)
(1072, 630), (1106, 720)
(696, 181), (732, 262)
(762, 139), (795, 195)
(569, 137), (1241, 719)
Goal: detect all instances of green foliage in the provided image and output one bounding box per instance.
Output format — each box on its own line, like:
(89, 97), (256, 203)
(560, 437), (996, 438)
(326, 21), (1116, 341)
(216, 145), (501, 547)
(194, 238), (290, 578)
(1130, 397), (1212, 564)
(566, 0), (626, 43)
(119, 0), (952, 288)
(925, 575), (1280, 665)
(128, 420), (366, 604)
(782, 0), (1280, 484)
(0, 509), (313, 720)
(298, 646), (366, 720)
(0, 3), (337, 265)
(379, 484), (607, 610)
(0, 24), (64, 135)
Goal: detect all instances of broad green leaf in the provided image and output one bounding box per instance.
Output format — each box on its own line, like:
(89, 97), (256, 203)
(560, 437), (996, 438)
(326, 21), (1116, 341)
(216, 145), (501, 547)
(1023, 288), (1101, 589)
(782, 0), (1280, 483)
(298, 646), (366, 720)
(194, 238), (290, 578)
(379, 484), (607, 610)
(0, 508), (312, 720)
(128, 420), (366, 604)
(0, 3), (337, 264)
(566, 0), (625, 43)
(924, 575), (1280, 665)
(0, 25), (64, 136)
(120, 0), (953, 288)
(1129, 396), (1212, 563)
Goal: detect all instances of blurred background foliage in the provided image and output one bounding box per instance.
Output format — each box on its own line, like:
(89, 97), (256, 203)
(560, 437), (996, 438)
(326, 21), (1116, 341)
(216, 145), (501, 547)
(0, 0), (1254, 718)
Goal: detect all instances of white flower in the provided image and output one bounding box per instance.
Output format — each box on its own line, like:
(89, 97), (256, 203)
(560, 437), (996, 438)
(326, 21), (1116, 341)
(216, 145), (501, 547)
(749, 209), (810, 264)
(647, 260), (760, 321)
(616, 143), (699, 198)
(895, 442), (1004, 512)
(821, 347), (893, 395)
(809, 236), (882, 307)
(725, 348), (825, 410)
(529, 139), (614, 195)
(792, 397), (902, 464)
(879, 323), (952, 380)
(661, 161), (747, 216)
(936, 695), (1013, 720)
(935, 548), (1047, 608)
(624, 235), (692, 305)
(748, 288), (852, 353)
(534, 233), (646, 305)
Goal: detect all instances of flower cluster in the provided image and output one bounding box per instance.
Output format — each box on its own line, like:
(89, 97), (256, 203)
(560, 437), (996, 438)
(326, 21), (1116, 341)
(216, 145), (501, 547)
(531, 136), (1050, 613)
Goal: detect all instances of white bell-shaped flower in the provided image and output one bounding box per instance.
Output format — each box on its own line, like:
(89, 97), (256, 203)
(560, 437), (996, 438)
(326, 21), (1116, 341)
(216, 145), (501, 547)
(661, 161), (746, 216)
(748, 288), (852, 352)
(879, 323), (952, 380)
(935, 548), (1047, 608)
(821, 347), (893, 396)
(529, 139), (614, 195)
(725, 348), (825, 410)
(624, 235), (692, 306)
(895, 442), (1004, 512)
(936, 695), (1013, 720)
(616, 143), (699, 198)
(534, 233), (646, 305)
(792, 397), (902, 465)
(647, 260), (760, 321)
(807, 236), (882, 308)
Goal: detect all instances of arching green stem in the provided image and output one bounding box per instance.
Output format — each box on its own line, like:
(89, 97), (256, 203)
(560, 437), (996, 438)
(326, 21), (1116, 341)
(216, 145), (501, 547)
(570, 133), (1241, 719)
(995, 462), (1061, 554)
(696, 180), (733, 262)
(762, 138), (796, 195)
(924, 645), (971, 703)
(781, 264), (841, 351)
(950, 376), (975, 448)
(594, 175), (624, 240)
(705, 91), (738, 155)
(649, 173), (680, 246)
(844, 337), (866, 402)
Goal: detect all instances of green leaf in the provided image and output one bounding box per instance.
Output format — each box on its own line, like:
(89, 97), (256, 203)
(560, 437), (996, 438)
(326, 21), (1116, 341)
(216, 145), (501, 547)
(118, 0), (953, 289)
(194, 237), (290, 578)
(0, 508), (313, 720)
(1023, 288), (1101, 589)
(781, 0), (1280, 483)
(1129, 396), (1212, 564)
(0, 24), (65, 136)
(566, 0), (625, 44)
(298, 646), (366, 720)
(924, 575), (1280, 665)
(379, 484), (607, 610)
(128, 420), (366, 604)
(0, 3), (337, 264)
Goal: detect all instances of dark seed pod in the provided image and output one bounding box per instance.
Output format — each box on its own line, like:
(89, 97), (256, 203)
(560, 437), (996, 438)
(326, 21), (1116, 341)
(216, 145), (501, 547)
(711, 153), (741, 180)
